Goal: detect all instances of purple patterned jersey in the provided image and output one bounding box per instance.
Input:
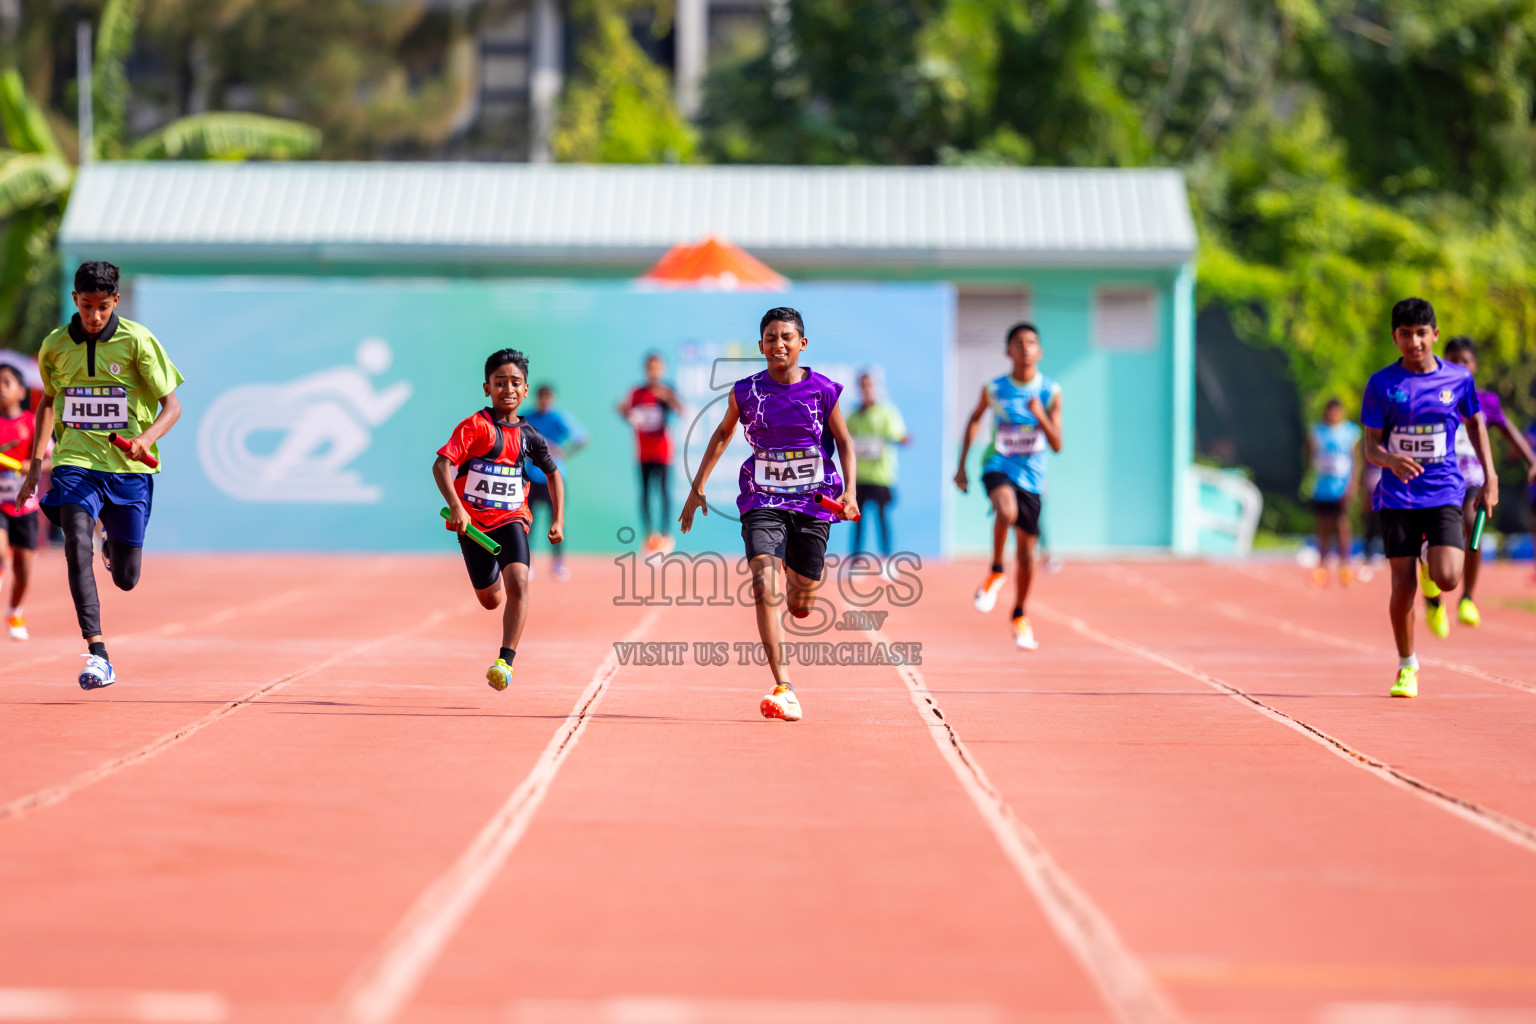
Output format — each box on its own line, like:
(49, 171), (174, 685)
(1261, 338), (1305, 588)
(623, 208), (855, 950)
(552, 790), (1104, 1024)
(733, 368), (844, 518)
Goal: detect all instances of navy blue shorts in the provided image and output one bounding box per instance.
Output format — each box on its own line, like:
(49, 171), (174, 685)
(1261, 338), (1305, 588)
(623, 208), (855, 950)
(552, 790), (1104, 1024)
(41, 465), (155, 547)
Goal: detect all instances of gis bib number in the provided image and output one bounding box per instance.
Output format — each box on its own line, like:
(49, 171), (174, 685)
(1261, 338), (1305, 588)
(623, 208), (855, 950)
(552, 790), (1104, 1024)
(1388, 428), (1447, 460)
(62, 386), (128, 432)
(853, 436), (885, 461)
(628, 404), (665, 434)
(753, 450), (824, 492)
(464, 460), (525, 510)
(995, 423), (1045, 457)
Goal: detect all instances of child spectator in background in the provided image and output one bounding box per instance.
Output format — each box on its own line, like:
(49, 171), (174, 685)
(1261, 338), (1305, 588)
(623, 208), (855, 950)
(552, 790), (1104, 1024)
(1305, 398), (1362, 586)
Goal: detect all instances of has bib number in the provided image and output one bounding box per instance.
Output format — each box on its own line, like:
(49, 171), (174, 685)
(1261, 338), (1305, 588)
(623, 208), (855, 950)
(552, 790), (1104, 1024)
(853, 436), (885, 461)
(753, 449), (825, 492)
(62, 386), (128, 432)
(995, 422), (1046, 457)
(0, 472), (19, 503)
(463, 460), (525, 511)
(628, 404), (665, 434)
(1388, 427), (1447, 460)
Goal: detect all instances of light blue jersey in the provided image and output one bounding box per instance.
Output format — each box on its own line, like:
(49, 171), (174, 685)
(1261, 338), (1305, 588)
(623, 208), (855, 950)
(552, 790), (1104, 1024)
(981, 372), (1060, 494)
(1308, 420), (1361, 502)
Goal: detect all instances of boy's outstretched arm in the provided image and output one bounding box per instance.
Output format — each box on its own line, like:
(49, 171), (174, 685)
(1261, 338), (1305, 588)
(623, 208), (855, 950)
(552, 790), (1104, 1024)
(953, 386), (990, 492)
(679, 391), (740, 534)
(547, 470), (565, 544)
(826, 403), (859, 520)
(1492, 418), (1536, 485)
(1469, 413), (1500, 511)
(14, 388), (54, 507)
(434, 455), (471, 534)
(120, 390), (181, 464)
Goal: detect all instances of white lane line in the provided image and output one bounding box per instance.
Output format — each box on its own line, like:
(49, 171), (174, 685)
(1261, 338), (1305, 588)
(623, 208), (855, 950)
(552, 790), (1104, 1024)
(1033, 604), (1536, 856)
(330, 608), (663, 1024)
(0, 987), (226, 1022)
(0, 610), (454, 823)
(1213, 601), (1536, 697)
(508, 997), (1002, 1023)
(866, 629), (1184, 1024)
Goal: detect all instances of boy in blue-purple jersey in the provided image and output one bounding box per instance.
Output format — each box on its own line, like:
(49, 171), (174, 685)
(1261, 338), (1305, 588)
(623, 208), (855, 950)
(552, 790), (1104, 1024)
(1361, 297), (1496, 698)
(680, 307), (858, 723)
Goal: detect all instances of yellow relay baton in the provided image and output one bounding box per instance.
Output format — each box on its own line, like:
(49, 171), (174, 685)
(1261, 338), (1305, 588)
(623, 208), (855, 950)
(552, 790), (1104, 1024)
(0, 452), (22, 472)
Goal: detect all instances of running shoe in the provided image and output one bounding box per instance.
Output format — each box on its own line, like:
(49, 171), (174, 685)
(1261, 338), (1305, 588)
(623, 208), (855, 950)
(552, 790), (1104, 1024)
(486, 658), (514, 692)
(1459, 597), (1481, 627)
(760, 683), (802, 721)
(1426, 599), (1450, 639)
(1012, 616), (1039, 650)
(973, 571), (1006, 613)
(7, 614), (27, 641)
(78, 654), (115, 690)
(1338, 566), (1356, 587)
(1419, 561), (1441, 599)
(552, 561), (571, 582)
(1390, 666), (1418, 698)
(1310, 566), (1329, 587)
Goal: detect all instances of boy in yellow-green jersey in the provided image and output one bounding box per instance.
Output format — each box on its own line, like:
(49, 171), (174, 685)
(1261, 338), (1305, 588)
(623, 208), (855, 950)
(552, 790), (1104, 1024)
(845, 370), (908, 563)
(16, 261), (184, 691)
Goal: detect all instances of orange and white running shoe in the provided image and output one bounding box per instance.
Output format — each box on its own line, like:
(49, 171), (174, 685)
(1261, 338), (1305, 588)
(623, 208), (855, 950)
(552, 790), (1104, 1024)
(7, 614), (27, 641)
(1310, 566), (1329, 587)
(1012, 616), (1038, 650)
(760, 683), (802, 721)
(974, 571), (1007, 613)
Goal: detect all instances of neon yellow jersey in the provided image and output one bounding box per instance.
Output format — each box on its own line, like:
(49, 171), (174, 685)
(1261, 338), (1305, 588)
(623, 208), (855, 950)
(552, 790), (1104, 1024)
(37, 316), (184, 474)
(846, 401), (907, 487)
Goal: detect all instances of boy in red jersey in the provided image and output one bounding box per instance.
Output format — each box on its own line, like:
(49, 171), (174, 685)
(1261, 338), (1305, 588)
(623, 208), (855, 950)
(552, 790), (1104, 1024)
(618, 351), (682, 552)
(0, 363), (42, 640)
(433, 348), (563, 691)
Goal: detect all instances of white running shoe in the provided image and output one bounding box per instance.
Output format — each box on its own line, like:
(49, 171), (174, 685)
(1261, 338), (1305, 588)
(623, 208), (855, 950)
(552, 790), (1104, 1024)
(7, 614), (27, 641)
(78, 654), (115, 690)
(552, 561), (571, 582)
(1012, 616), (1039, 650)
(974, 571), (1006, 613)
(760, 683), (802, 721)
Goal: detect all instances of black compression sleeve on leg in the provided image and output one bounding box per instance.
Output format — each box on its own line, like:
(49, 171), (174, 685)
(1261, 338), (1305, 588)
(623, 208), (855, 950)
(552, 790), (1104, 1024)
(658, 464), (672, 533)
(107, 541), (142, 591)
(60, 504), (102, 639)
(638, 465), (653, 535)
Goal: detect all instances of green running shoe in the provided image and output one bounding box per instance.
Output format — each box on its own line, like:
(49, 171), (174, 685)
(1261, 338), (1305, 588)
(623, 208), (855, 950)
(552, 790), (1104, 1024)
(1426, 599), (1450, 639)
(487, 658), (514, 692)
(1390, 666), (1418, 698)
(1419, 561), (1441, 599)
(1459, 597), (1482, 627)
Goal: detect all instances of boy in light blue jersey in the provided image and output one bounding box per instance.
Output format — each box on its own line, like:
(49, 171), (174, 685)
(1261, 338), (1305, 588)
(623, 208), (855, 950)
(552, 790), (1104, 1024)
(1305, 398), (1362, 586)
(955, 322), (1062, 651)
(1361, 298), (1495, 698)
(523, 384), (587, 581)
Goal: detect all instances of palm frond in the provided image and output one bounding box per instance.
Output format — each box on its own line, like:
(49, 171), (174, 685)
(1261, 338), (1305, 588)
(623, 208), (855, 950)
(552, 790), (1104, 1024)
(128, 112), (320, 161)
(0, 70), (64, 159)
(92, 0), (146, 156)
(0, 152), (72, 220)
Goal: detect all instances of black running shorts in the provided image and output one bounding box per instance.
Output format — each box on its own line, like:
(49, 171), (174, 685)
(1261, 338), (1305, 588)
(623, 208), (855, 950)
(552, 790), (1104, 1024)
(459, 519), (531, 590)
(2, 510), (37, 551)
(981, 471), (1042, 537)
(1380, 505), (1463, 559)
(741, 507), (832, 581)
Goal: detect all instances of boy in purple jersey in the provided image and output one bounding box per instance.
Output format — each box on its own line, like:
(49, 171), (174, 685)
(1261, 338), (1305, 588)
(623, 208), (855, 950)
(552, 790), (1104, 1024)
(679, 307), (858, 723)
(1441, 337), (1536, 626)
(1361, 299), (1496, 698)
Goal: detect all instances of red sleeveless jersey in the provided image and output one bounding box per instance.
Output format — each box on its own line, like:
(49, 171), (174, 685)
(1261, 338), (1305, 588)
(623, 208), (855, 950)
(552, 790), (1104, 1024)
(437, 409), (558, 532)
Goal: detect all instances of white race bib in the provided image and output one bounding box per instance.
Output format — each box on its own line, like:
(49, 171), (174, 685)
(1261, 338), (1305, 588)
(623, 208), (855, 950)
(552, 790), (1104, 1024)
(853, 436), (885, 461)
(995, 422), (1046, 457)
(628, 404), (665, 433)
(752, 449), (825, 492)
(0, 472), (18, 503)
(1388, 427), (1447, 460)
(1315, 451), (1351, 478)
(61, 386), (129, 432)
(463, 460), (525, 510)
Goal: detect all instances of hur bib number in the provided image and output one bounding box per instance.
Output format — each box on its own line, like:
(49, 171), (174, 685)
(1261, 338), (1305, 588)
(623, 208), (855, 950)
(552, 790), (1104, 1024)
(463, 460), (525, 510)
(61, 386), (128, 432)
(995, 422), (1045, 457)
(628, 404), (665, 433)
(753, 449), (825, 492)
(853, 436), (885, 461)
(1388, 427), (1447, 460)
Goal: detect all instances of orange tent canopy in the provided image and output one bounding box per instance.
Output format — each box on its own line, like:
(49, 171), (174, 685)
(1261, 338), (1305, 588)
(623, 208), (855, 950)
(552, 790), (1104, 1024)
(639, 235), (788, 290)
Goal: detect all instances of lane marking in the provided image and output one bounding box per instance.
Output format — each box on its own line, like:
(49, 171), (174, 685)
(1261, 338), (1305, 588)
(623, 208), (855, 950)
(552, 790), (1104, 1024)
(1033, 604), (1536, 855)
(0, 987), (226, 1022)
(866, 629), (1183, 1024)
(330, 608), (663, 1024)
(1320, 1005), (1536, 1024)
(0, 610), (454, 823)
(1148, 960), (1536, 992)
(508, 998), (1002, 1023)
(1212, 601), (1536, 697)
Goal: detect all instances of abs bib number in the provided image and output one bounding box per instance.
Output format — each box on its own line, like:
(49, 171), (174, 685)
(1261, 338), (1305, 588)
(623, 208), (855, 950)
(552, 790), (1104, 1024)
(463, 460), (525, 510)
(1388, 427), (1447, 460)
(995, 422), (1045, 457)
(61, 386), (129, 432)
(753, 449), (825, 492)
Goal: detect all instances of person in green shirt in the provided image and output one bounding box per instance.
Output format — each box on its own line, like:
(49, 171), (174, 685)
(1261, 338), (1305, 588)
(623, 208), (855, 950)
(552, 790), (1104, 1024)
(15, 261), (184, 691)
(846, 369), (908, 560)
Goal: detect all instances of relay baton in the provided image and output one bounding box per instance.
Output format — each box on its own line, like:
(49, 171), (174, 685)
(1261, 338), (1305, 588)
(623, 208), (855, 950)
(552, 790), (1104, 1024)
(0, 451), (20, 473)
(1472, 506), (1487, 552)
(815, 494), (861, 522)
(107, 432), (160, 469)
(440, 507), (502, 556)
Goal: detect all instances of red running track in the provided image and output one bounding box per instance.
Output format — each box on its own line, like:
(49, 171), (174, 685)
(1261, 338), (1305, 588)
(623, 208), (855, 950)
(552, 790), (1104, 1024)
(3, 550), (1536, 1024)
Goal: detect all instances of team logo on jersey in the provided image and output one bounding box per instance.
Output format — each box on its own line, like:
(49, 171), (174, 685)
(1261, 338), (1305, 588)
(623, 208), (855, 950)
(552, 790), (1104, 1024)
(1439, 389), (1455, 404)
(1389, 388), (1409, 403)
